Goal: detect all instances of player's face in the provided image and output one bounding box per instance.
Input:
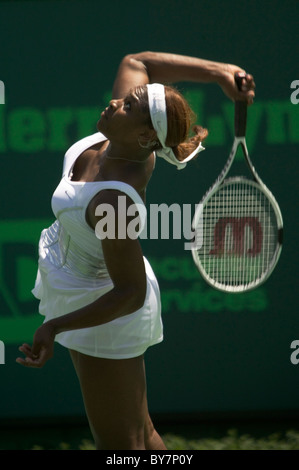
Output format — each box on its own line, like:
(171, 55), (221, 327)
(97, 91), (151, 145)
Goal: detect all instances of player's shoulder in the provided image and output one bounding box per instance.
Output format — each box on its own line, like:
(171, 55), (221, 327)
(87, 189), (138, 232)
(91, 188), (135, 208)
(65, 132), (107, 158)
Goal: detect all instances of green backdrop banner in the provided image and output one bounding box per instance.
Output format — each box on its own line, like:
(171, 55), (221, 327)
(0, 0), (298, 420)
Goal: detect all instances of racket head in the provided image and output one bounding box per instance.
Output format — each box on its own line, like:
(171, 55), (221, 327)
(192, 176), (283, 292)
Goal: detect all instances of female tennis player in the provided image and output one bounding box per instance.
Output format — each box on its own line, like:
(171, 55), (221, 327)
(16, 51), (255, 450)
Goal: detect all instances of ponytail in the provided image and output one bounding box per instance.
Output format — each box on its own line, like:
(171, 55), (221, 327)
(173, 125), (208, 162)
(164, 87), (208, 162)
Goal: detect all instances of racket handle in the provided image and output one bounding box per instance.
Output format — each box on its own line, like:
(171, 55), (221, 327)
(234, 72), (247, 137)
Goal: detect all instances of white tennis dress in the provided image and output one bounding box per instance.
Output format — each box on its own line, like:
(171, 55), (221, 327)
(32, 132), (163, 359)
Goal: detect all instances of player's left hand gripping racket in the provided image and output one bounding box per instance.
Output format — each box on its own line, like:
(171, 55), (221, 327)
(191, 73), (283, 293)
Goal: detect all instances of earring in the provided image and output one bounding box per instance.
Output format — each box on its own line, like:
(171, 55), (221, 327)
(138, 138), (158, 149)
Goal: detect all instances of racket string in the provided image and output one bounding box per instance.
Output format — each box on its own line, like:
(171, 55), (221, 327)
(196, 180), (278, 287)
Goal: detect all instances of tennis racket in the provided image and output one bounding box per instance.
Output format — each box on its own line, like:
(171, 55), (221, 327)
(191, 73), (283, 293)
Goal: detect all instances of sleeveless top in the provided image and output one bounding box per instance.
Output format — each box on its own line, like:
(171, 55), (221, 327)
(32, 132), (163, 359)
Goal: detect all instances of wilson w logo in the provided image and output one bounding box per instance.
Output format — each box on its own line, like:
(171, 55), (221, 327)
(210, 217), (263, 256)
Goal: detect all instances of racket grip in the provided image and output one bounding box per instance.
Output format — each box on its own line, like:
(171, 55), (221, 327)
(234, 73), (247, 137)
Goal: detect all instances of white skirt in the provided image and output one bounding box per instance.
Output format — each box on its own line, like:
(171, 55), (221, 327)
(32, 257), (163, 359)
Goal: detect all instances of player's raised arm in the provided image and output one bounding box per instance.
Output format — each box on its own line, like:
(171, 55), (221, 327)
(112, 51), (255, 103)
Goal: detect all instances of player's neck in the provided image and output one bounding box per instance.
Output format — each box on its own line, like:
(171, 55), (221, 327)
(103, 142), (151, 164)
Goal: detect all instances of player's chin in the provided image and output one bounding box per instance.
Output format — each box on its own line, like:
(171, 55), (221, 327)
(96, 119), (108, 134)
(97, 121), (110, 140)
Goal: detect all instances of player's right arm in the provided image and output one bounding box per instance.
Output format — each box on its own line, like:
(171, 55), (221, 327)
(112, 51), (255, 104)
